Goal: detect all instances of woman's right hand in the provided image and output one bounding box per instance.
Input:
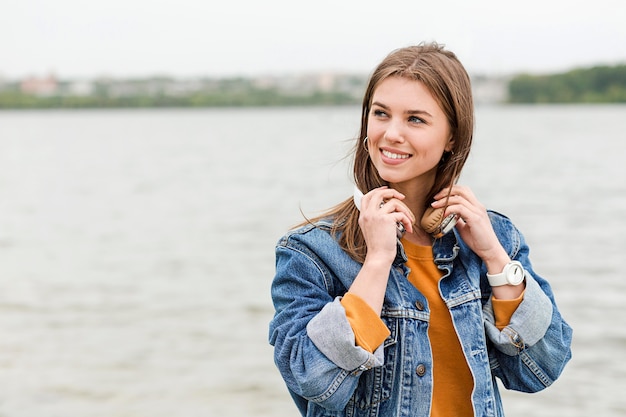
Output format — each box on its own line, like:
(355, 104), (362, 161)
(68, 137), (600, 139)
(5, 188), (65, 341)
(358, 187), (415, 264)
(350, 187), (414, 314)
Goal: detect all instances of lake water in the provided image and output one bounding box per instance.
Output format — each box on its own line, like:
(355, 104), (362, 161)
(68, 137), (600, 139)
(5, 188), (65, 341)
(0, 105), (625, 416)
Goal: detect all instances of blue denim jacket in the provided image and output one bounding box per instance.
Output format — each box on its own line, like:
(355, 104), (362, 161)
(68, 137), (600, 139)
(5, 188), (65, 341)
(269, 211), (572, 417)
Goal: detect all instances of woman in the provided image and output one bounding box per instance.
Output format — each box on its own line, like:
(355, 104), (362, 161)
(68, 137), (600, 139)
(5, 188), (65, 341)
(269, 43), (572, 417)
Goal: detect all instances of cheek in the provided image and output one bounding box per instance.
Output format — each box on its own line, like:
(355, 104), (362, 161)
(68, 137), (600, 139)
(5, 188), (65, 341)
(366, 118), (384, 136)
(366, 128), (385, 150)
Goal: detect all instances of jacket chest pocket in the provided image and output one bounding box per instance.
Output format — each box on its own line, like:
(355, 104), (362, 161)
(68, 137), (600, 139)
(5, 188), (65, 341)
(351, 317), (399, 411)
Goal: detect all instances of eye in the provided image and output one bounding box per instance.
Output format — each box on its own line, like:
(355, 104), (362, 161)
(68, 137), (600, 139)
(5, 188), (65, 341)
(372, 109), (388, 118)
(408, 115), (425, 124)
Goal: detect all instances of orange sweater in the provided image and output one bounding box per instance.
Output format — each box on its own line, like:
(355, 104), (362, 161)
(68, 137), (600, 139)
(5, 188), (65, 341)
(342, 240), (523, 416)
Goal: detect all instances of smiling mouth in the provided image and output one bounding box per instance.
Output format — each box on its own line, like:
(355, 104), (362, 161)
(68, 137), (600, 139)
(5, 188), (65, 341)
(381, 149), (411, 159)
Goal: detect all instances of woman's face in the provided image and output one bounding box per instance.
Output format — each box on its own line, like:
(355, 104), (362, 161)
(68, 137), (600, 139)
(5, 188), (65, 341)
(366, 76), (453, 191)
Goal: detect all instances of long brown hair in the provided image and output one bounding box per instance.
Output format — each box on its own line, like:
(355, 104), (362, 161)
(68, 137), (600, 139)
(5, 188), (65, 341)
(303, 42), (474, 263)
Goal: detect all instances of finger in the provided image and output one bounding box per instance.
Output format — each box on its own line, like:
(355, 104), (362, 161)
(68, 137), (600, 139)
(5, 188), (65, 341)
(433, 186), (453, 201)
(443, 200), (487, 231)
(432, 187), (458, 208)
(361, 189), (384, 211)
(363, 198), (414, 235)
(434, 185), (481, 207)
(433, 192), (485, 218)
(378, 189), (406, 204)
(433, 185), (468, 200)
(452, 186), (482, 207)
(434, 193), (469, 209)
(391, 211), (414, 235)
(383, 198), (416, 224)
(362, 187), (405, 211)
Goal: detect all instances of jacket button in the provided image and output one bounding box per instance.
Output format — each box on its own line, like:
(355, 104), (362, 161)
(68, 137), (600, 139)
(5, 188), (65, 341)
(415, 301), (424, 311)
(416, 364), (427, 377)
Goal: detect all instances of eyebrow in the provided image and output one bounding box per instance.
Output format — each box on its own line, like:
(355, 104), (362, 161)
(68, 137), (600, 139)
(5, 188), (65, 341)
(371, 101), (433, 118)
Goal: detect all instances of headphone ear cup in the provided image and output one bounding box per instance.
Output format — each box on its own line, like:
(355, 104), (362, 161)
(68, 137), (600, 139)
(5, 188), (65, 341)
(420, 207), (444, 234)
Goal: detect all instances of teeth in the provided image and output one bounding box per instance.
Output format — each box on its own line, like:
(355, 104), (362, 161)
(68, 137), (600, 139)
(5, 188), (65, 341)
(382, 150), (410, 159)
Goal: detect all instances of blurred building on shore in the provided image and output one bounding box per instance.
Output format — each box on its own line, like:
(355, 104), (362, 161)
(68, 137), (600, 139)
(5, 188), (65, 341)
(2, 72), (511, 104)
(20, 74), (58, 96)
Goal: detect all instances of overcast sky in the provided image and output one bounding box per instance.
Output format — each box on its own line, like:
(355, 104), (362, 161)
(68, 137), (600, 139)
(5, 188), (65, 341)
(2, 0), (625, 79)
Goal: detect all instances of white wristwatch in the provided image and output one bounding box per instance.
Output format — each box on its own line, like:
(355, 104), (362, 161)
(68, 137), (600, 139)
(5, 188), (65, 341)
(486, 261), (525, 286)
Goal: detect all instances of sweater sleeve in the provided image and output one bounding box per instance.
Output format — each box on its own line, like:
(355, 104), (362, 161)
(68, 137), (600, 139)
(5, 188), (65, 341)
(340, 293), (390, 353)
(492, 290), (525, 330)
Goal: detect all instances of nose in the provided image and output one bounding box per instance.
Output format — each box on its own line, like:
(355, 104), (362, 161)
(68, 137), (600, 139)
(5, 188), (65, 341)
(383, 120), (405, 143)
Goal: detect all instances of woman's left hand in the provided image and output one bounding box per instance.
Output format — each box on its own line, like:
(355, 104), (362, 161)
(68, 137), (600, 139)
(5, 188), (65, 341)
(432, 185), (508, 267)
(433, 185), (525, 299)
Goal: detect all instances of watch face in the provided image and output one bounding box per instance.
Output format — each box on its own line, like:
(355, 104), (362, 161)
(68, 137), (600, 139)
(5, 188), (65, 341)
(508, 263), (524, 285)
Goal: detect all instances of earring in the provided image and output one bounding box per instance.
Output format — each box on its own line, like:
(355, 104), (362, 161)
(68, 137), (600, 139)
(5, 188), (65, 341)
(363, 136), (369, 151)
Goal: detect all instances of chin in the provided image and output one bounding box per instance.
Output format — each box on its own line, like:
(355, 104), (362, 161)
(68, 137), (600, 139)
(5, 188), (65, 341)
(380, 176), (409, 186)
(378, 169), (411, 184)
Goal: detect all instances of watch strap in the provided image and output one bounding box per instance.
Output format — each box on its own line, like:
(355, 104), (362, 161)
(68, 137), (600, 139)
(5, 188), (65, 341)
(486, 261), (524, 287)
(486, 269), (509, 286)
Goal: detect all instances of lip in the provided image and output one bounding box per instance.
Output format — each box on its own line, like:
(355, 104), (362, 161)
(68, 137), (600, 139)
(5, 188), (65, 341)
(380, 147), (412, 165)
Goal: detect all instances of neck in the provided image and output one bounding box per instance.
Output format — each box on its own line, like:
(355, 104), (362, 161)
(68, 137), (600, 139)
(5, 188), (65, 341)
(390, 179), (433, 220)
(403, 229), (434, 246)
(391, 178), (436, 246)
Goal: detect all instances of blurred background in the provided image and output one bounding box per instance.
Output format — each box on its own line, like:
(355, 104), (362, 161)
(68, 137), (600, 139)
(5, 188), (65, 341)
(1, 1), (625, 416)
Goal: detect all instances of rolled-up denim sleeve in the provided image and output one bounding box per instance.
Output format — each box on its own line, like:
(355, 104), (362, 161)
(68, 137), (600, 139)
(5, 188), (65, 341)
(484, 272), (552, 355)
(307, 297), (385, 371)
(484, 268), (572, 392)
(269, 239), (381, 412)
(482, 214), (573, 393)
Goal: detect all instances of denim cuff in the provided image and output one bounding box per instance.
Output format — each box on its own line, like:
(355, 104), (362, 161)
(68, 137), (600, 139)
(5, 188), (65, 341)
(307, 297), (385, 372)
(483, 271), (553, 356)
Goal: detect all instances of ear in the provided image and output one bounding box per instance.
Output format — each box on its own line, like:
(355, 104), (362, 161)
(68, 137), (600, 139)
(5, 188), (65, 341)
(445, 135), (455, 153)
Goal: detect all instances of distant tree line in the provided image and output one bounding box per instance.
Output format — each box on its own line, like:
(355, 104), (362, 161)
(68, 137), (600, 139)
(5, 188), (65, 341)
(508, 64), (626, 103)
(2, 64), (626, 108)
(0, 88), (359, 109)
